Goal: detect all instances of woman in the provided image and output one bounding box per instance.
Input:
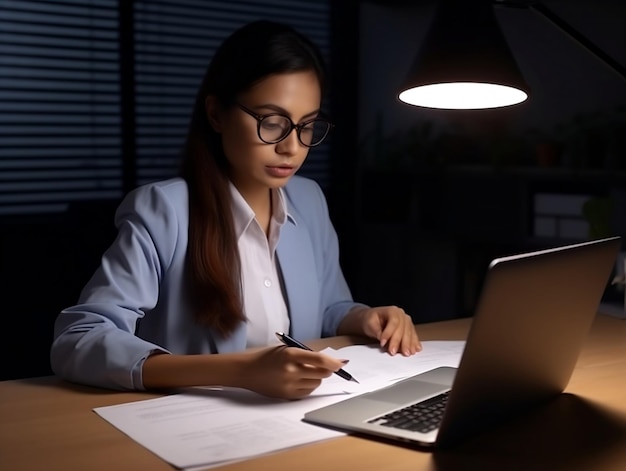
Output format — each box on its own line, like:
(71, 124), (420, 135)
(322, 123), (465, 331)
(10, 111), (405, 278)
(50, 20), (421, 400)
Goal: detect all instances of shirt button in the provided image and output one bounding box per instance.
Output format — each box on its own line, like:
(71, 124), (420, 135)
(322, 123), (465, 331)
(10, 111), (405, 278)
(264, 279), (272, 288)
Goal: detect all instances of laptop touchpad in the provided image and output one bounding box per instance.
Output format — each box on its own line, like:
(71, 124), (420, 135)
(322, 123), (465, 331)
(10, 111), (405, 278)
(365, 380), (449, 406)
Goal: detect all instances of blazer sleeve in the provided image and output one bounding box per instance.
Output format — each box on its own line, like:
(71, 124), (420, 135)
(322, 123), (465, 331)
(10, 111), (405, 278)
(50, 183), (181, 390)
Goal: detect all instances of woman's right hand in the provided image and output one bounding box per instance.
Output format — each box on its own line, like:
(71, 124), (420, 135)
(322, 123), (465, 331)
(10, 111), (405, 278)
(236, 346), (346, 400)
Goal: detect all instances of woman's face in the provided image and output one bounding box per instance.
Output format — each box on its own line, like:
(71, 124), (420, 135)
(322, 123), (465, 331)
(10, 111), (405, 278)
(211, 71), (322, 198)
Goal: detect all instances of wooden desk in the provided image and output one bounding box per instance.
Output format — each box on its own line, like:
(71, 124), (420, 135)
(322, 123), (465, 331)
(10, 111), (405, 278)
(2, 315), (626, 471)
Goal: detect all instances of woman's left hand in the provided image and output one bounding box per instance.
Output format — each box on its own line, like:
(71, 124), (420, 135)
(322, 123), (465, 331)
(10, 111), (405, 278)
(339, 306), (421, 356)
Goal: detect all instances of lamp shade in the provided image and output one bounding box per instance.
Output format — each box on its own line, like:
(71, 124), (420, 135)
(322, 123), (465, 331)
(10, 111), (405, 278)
(398, 0), (530, 109)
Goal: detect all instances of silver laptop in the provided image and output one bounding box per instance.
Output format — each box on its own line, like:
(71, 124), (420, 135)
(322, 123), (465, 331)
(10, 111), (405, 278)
(304, 236), (621, 448)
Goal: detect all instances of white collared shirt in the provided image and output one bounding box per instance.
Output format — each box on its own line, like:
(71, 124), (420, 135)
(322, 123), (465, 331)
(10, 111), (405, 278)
(229, 183), (290, 348)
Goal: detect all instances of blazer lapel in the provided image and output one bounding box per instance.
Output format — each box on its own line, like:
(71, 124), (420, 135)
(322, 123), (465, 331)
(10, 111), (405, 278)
(277, 220), (321, 340)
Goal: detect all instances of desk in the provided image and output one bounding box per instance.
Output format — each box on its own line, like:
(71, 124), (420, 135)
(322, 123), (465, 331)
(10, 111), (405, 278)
(2, 314), (626, 471)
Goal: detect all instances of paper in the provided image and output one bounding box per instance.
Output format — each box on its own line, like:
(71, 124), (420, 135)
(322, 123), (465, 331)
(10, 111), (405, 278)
(96, 388), (345, 469)
(314, 340), (464, 395)
(94, 340), (465, 470)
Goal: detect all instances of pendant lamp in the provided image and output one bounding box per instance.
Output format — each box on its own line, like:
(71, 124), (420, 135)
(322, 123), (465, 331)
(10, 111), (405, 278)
(398, 0), (530, 110)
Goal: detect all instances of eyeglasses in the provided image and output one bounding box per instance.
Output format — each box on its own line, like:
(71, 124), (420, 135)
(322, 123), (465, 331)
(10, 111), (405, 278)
(237, 103), (333, 148)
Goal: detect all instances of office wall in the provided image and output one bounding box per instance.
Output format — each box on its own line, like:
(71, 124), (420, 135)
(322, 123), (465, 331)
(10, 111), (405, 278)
(353, 0), (626, 321)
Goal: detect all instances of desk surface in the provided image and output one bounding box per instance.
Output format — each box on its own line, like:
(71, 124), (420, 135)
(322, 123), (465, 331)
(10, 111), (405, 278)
(2, 315), (626, 471)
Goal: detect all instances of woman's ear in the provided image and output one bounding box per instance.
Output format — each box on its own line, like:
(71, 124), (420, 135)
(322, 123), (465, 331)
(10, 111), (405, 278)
(205, 96), (222, 132)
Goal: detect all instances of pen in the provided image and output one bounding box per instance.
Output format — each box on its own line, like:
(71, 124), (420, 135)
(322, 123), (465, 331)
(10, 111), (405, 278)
(275, 332), (360, 384)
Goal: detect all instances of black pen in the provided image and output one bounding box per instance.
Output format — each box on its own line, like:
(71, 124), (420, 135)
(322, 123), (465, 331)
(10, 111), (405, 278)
(275, 332), (360, 384)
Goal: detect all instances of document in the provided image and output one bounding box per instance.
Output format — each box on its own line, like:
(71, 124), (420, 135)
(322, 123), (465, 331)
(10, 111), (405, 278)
(94, 341), (465, 470)
(314, 340), (464, 395)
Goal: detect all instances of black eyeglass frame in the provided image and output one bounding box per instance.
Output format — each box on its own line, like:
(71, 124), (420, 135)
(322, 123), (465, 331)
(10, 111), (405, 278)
(236, 103), (333, 148)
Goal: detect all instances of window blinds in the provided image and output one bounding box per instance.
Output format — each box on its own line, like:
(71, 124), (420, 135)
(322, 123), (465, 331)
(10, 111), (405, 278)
(0, 0), (331, 216)
(0, 0), (121, 216)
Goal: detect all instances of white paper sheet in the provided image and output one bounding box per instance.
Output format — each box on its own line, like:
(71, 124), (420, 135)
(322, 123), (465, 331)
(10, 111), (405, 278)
(314, 340), (464, 395)
(94, 340), (465, 469)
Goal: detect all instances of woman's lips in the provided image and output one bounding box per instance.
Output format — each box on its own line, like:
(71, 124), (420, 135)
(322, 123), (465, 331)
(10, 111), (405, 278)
(266, 166), (295, 178)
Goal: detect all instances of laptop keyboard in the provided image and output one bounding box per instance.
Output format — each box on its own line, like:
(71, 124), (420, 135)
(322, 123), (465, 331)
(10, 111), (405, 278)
(367, 391), (450, 433)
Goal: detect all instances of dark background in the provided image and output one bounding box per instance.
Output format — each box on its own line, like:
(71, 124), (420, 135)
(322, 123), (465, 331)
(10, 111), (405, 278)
(349, 0), (626, 326)
(1, 0), (625, 381)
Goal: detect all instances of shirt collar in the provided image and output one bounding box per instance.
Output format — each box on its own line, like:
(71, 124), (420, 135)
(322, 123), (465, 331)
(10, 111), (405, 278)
(228, 182), (294, 240)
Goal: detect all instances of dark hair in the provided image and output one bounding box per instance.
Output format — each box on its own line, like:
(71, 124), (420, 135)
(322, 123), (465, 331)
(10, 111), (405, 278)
(179, 20), (327, 336)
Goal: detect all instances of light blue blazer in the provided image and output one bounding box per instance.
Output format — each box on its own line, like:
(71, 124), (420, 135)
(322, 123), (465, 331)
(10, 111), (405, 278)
(50, 176), (365, 390)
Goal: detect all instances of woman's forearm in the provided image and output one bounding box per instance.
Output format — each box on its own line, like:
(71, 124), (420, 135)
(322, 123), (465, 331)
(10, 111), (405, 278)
(142, 351), (249, 390)
(336, 305), (369, 337)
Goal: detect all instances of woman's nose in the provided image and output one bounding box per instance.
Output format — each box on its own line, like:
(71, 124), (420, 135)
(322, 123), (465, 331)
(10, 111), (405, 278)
(276, 128), (301, 154)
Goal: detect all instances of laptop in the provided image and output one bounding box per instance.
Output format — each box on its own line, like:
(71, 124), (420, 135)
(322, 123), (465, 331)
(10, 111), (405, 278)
(304, 236), (621, 448)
